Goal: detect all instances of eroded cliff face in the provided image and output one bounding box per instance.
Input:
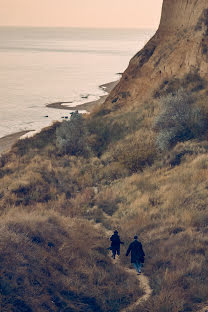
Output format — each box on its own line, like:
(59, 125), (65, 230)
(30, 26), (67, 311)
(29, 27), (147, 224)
(103, 0), (208, 112)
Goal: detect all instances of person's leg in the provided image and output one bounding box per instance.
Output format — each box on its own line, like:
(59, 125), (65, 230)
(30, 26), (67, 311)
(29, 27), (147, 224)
(137, 262), (142, 273)
(117, 248), (120, 256)
(134, 261), (142, 273)
(133, 262), (139, 272)
(112, 249), (116, 259)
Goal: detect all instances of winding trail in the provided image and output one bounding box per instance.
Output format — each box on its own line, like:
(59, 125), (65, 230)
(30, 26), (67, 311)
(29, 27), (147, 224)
(198, 306), (208, 312)
(110, 253), (152, 312)
(105, 229), (152, 311)
(121, 268), (152, 311)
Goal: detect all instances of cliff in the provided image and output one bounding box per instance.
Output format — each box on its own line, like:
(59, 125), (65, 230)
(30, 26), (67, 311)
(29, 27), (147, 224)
(102, 0), (208, 111)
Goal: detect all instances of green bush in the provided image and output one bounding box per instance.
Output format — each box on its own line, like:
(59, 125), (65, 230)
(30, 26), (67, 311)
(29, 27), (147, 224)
(86, 116), (126, 157)
(154, 89), (207, 151)
(56, 111), (91, 156)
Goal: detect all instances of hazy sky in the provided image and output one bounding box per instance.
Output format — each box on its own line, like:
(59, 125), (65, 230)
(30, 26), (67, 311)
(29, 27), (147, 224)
(0, 0), (163, 28)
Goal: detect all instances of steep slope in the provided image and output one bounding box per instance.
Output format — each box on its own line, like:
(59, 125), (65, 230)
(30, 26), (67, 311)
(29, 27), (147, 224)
(1, 1), (208, 312)
(102, 0), (208, 112)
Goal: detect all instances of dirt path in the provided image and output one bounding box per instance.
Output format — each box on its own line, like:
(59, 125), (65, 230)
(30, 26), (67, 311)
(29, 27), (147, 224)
(104, 228), (152, 311)
(110, 255), (152, 312)
(198, 306), (208, 312)
(121, 268), (152, 311)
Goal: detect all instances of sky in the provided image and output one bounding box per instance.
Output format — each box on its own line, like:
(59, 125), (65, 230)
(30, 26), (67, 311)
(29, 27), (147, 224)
(0, 0), (163, 28)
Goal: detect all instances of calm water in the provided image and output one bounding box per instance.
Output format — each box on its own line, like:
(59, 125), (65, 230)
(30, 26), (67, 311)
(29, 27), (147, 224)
(0, 27), (155, 138)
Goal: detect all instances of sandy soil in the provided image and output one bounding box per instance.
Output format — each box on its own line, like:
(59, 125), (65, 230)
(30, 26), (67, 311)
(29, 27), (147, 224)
(46, 80), (119, 112)
(0, 131), (30, 155)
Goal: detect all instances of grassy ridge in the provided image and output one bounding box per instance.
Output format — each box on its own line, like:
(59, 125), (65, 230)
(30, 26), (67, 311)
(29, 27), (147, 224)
(1, 78), (208, 311)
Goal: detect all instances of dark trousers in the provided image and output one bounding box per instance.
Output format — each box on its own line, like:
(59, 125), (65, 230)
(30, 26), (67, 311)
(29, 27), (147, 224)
(133, 261), (143, 273)
(112, 248), (120, 259)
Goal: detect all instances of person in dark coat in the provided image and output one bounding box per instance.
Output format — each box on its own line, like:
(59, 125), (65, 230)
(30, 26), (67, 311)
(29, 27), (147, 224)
(126, 235), (145, 274)
(110, 230), (124, 259)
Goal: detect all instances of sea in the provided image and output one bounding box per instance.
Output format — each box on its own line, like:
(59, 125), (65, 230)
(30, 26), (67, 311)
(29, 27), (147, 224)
(0, 27), (155, 139)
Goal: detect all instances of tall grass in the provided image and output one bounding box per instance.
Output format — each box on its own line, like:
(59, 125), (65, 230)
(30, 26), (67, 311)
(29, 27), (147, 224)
(1, 81), (208, 311)
(0, 210), (142, 312)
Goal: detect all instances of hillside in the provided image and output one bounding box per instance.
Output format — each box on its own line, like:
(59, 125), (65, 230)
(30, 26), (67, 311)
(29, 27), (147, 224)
(1, 0), (208, 311)
(102, 0), (208, 113)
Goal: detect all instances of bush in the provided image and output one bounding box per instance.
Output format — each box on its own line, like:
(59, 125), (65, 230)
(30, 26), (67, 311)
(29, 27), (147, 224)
(56, 111), (91, 156)
(154, 89), (206, 151)
(112, 130), (157, 173)
(86, 116), (126, 156)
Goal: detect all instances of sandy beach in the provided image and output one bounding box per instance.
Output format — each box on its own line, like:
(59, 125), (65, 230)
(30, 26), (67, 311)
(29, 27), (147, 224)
(46, 80), (118, 112)
(0, 131), (31, 155)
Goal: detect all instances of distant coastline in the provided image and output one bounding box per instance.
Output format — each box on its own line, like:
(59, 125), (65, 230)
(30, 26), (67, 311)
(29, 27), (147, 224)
(0, 27), (153, 154)
(0, 80), (119, 155)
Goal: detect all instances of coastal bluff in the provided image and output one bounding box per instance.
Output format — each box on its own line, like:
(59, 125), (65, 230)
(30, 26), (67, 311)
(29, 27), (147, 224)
(1, 1), (208, 311)
(102, 0), (208, 111)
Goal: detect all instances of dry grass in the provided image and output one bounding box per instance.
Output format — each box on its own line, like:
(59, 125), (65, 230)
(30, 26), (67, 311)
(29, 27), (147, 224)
(0, 210), (142, 312)
(1, 84), (208, 311)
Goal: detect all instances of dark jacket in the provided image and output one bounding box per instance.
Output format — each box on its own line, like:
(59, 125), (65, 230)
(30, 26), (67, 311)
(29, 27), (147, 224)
(110, 234), (123, 250)
(126, 240), (145, 263)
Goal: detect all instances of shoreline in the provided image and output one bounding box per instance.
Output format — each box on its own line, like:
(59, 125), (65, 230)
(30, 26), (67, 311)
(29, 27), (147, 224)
(0, 79), (119, 156)
(46, 80), (118, 113)
(0, 131), (32, 155)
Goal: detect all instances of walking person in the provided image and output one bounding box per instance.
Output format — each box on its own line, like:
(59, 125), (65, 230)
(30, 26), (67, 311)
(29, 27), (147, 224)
(110, 230), (124, 259)
(126, 235), (145, 275)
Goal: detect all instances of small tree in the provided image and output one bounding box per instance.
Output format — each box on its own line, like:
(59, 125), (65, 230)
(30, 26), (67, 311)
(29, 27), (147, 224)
(56, 111), (90, 156)
(154, 89), (205, 151)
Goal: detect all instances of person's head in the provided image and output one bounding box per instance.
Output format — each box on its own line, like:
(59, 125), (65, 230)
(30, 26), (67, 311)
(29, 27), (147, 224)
(134, 235), (138, 240)
(114, 230), (118, 234)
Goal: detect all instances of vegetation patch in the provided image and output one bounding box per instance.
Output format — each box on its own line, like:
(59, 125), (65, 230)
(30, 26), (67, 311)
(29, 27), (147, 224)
(195, 8), (208, 35)
(154, 89), (208, 151)
(1, 73), (208, 311)
(56, 111), (91, 157)
(135, 43), (156, 69)
(0, 213), (142, 312)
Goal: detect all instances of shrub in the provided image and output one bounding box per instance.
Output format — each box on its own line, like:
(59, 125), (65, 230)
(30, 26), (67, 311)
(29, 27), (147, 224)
(8, 173), (52, 205)
(112, 129), (157, 173)
(86, 116), (126, 156)
(86, 110), (145, 157)
(154, 89), (206, 151)
(154, 72), (207, 99)
(56, 111), (91, 156)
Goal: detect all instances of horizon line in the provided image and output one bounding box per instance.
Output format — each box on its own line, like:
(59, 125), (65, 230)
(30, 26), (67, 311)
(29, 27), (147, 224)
(0, 25), (157, 30)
